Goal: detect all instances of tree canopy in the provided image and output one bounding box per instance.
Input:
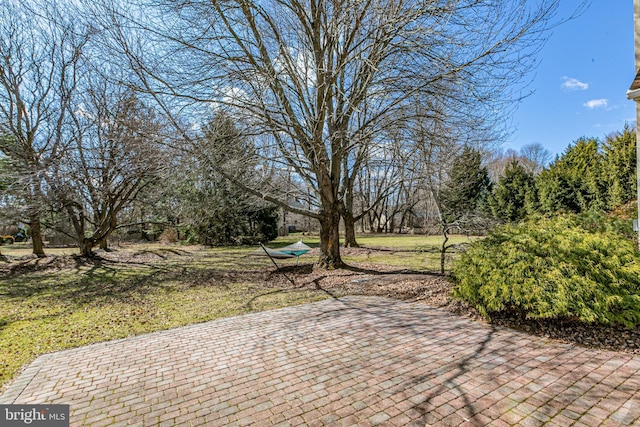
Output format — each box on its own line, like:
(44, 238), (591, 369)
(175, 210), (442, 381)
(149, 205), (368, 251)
(90, 0), (567, 267)
(0, 0), (591, 264)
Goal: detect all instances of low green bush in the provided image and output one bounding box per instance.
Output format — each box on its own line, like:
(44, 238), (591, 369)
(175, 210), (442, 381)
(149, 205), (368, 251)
(452, 213), (640, 328)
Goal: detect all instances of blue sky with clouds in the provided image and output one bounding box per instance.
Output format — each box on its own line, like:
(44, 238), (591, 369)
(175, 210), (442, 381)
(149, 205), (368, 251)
(506, 1), (635, 156)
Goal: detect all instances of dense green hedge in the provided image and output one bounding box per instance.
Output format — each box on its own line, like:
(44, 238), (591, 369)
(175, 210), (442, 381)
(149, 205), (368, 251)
(452, 213), (640, 328)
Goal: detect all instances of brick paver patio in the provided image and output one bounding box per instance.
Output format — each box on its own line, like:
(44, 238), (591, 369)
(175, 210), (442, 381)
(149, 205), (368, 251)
(1, 296), (639, 426)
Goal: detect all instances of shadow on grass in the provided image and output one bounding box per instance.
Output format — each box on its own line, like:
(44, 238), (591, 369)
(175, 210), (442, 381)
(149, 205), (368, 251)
(261, 260), (441, 277)
(341, 263), (444, 276)
(0, 251), (265, 308)
(1, 248), (443, 305)
(130, 248), (194, 258)
(246, 264), (314, 301)
(1, 247), (444, 335)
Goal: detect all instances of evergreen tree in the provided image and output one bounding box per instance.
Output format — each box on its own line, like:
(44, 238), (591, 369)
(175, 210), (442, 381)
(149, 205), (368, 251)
(536, 137), (605, 213)
(440, 146), (492, 223)
(489, 159), (536, 222)
(176, 112), (279, 245)
(602, 125), (636, 209)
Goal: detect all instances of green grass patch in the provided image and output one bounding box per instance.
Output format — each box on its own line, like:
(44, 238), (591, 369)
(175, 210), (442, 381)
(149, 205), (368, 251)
(452, 213), (640, 328)
(272, 233), (476, 250)
(345, 234), (477, 271)
(1, 233), (471, 390)
(0, 243), (77, 257)
(272, 233), (478, 271)
(343, 251), (439, 270)
(344, 233), (478, 250)
(0, 247), (326, 391)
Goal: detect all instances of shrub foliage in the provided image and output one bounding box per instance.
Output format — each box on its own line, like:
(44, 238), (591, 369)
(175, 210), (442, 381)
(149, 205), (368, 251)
(452, 213), (640, 328)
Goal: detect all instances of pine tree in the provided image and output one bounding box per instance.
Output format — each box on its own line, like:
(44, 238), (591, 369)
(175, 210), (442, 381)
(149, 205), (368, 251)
(489, 159), (536, 222)
(536, 137), (605, 213)
(602, 125), (636, 209)
(440, 146), (492, 223)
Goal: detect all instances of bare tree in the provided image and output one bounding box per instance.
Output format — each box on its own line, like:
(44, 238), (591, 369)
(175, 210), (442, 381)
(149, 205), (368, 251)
(485, 142), (551, 182)
(409, 97), (501, 273)
(47, 77), (168, 256)
(351, 130), (414, 236)
(90, 0), (574, 268)
(519, 142), (552, 174)
(412, 114), (461, 272)
(0, 1), (90, 256)
(485, 148), (518, 183)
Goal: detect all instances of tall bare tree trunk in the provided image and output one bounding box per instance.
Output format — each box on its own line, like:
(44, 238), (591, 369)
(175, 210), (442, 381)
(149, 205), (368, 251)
(29, 214), (45, 258)
(343, 211), (359, 248)
(342, 190), (360, 248)
(80, 239), (95, 257)
(318, 207), (344, 269)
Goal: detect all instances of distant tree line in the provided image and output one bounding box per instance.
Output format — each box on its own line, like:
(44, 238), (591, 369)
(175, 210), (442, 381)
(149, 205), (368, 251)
(429, 125), (636, 228)
(0, 0), (584, 265)
(490, 126), (637, 222)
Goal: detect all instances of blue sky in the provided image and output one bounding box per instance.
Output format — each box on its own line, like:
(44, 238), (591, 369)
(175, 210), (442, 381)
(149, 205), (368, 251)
(506, 1), (636, 156)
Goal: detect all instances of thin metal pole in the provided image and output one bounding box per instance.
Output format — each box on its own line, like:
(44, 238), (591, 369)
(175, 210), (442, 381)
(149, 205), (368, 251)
(259, 242), (280, 271)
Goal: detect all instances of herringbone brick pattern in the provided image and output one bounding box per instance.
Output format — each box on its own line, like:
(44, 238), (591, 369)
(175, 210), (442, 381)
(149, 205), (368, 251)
(1, 296), (638, 426)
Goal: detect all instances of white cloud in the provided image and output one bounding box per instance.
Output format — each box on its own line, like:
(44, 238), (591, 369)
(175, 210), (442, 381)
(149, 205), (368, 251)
(561, 77), (589, 91)
(583, 99), (608, 109)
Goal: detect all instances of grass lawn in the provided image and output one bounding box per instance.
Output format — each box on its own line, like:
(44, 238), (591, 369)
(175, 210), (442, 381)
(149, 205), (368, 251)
(0, 234), (467, 391)
(274, 233), (478, 270)
(274, 232), (477, 249)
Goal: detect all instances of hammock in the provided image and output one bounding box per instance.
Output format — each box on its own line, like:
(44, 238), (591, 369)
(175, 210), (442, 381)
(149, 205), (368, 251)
(278, 240), (312, 258)
(253, 247), (295, 259)
(251, 240), (312, 268)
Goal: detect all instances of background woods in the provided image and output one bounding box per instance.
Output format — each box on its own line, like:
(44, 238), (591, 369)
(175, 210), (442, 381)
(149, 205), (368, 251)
(1, 0), (630, 268)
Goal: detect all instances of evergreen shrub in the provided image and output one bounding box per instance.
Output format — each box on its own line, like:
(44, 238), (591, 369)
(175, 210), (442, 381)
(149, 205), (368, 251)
(452, 213), (640, 328)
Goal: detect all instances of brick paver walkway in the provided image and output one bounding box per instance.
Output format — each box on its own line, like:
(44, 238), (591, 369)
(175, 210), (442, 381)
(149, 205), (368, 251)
(1, 296), (639, 426)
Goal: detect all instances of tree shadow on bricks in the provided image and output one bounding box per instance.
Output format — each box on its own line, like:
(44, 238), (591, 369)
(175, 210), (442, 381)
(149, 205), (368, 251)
(287, 296), (501, 426)
(406, 325), (498, 426)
